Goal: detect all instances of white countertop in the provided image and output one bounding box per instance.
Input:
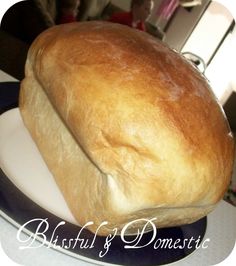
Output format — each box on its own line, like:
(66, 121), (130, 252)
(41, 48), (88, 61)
(0, 70), (17, 82)
(0, 69), (236, 266)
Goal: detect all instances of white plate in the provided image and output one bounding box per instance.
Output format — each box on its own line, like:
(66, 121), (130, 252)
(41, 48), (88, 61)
(0, 108), (207, 266)
(0, 108), (77, 225)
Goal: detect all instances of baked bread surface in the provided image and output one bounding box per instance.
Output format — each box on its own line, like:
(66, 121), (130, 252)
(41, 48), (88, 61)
(19, 21), (235, 235)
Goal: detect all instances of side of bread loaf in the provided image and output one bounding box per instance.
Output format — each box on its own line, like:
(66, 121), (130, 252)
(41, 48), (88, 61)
(20, 21), (235, 235)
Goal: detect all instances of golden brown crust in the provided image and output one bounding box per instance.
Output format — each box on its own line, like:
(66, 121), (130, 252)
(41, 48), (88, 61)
(19, 21), (235, 235)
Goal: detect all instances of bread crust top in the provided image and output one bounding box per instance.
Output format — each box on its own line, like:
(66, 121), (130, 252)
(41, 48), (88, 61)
(21, 21), (235, 233)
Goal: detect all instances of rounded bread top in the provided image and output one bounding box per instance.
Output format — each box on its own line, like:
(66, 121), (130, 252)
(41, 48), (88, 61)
(27, 21), (235, 211)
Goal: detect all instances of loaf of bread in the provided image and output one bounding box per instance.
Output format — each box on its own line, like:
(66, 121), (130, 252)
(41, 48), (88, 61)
(19, 21), (235, 235)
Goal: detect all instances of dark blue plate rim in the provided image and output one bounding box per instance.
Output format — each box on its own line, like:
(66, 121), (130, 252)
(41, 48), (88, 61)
(0, 167), (207, 266)
(0, 80), (207, 265)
